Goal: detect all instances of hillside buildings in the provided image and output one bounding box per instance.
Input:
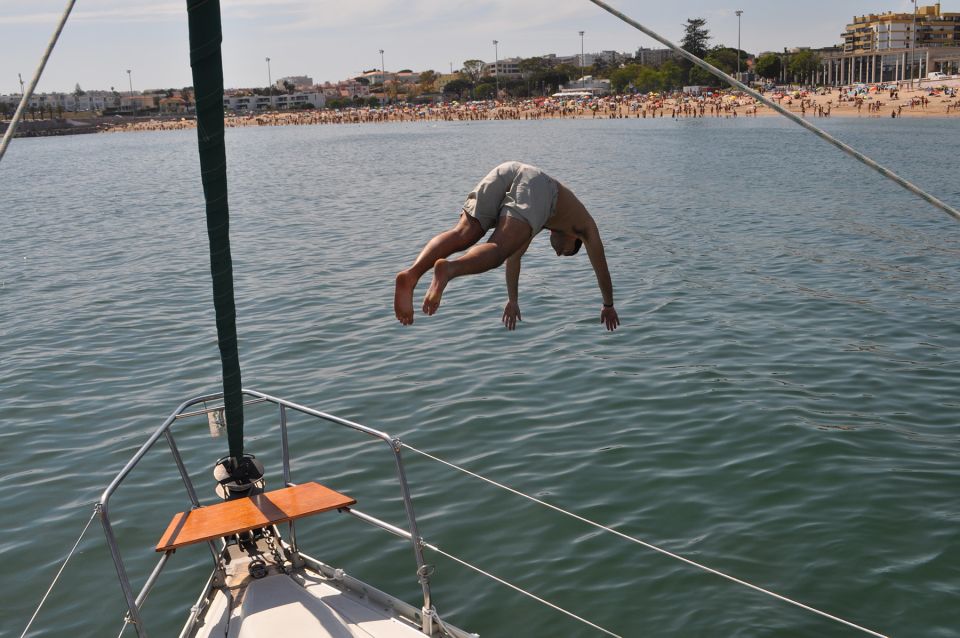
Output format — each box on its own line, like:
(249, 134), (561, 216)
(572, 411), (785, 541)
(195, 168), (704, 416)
(842, 3), (960, 51)
(5, 5), (958, 113)
(222, 92), (325, 111)
(819, 3), (960, 84)
(0, 90), (182, 114)
(634, 47), (675, 67)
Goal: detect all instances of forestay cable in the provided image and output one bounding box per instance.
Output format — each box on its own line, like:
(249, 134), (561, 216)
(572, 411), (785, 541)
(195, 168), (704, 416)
(403, 443), (888, 638)
(586, 0), (960, 224)
(0, 0), (78, 163)
(20, 507), (98, 638)
(425, 542), (623, 638)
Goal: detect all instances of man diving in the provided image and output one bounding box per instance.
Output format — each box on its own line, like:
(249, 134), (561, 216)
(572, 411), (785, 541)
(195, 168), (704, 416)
(394, 161), (620, 331)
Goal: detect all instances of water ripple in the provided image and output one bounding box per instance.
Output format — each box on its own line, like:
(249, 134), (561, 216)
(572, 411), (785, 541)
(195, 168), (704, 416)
(1, 118), (958, 637)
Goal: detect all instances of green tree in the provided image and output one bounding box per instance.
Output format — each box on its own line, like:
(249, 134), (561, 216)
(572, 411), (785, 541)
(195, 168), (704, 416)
(659, 60), (685, 89)
(503, 77), (529, 98)
(418, 70), (438, 93)
(754, 53), (782, 80)
(518, 56), (552, 77)
(540, 68), (572, 94)
(704, 47), (740, 76)
(443, 78), (472, 99)
(73, 83), (85, 97)
(590, 56), (614, 78)
(634, 66), (665, 92)
(788, 50), (821, 84)
(474, 82), (496, 99)
(517, 56), (563, 95)
(610, 65), (639, 93)
(681, 18), (710, 59)
(680, 18), (711, 84)
(689, 65), (717, 86)
(462, 60), (485, 84)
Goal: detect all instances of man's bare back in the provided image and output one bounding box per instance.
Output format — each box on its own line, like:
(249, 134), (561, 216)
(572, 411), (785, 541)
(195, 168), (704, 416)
(393, 162), (619, 331)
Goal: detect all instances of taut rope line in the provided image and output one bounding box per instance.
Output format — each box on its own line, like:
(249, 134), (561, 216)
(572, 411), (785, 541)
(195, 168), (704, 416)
(404, 443), (889, 638)
(586, 0), (960, 224)
(0, 0), (78, 163)
(425, 543), (623, 637)
(20, 507), (98, 638)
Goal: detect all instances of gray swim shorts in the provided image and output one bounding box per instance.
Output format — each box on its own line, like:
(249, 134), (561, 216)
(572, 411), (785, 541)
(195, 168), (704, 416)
(461, 161), (559, 235)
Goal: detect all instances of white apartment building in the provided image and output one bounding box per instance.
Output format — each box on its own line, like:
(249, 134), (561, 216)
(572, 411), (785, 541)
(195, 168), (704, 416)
(635, 47), (676, 66)
(222, 92), (325, 111)
(0, 91), (170, 113)
(842, 4), (960, 52)
(558, 75), (611, 95)
(557, 50), (631, 68)
(359, 71), (389, 85)
(482, 57), (523, 79)
(1, 92), (113, 112)
(820, 4), (960, 85)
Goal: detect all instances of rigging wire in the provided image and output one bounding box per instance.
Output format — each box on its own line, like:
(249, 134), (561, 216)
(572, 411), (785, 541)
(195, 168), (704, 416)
(0, 0), (78, 163)
(425, 542), (623, 638)
(586, 0), (960, 224)
(20, 507), (98, 638)
(403, 443), (889, 638)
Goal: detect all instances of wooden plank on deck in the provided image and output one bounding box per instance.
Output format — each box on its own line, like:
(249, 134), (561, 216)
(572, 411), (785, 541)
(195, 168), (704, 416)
(156, 482), (355, 552)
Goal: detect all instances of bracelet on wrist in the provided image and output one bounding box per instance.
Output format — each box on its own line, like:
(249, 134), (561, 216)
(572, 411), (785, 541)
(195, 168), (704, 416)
(603, 302), (614, 308)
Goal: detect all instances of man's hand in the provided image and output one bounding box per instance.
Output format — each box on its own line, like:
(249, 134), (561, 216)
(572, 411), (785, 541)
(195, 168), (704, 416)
(600, 305), (620, 331)
(502, 300), (522, 330)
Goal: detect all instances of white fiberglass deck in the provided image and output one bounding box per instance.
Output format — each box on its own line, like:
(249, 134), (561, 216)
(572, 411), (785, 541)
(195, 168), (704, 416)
(191, 571), (435, 638)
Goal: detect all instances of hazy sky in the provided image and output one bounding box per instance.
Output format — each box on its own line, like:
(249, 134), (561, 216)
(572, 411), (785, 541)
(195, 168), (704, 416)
(1, 0), (931, 94)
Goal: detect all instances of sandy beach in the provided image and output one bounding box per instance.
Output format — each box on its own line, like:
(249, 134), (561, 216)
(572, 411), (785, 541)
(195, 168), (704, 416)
(90, 84), (960, 134)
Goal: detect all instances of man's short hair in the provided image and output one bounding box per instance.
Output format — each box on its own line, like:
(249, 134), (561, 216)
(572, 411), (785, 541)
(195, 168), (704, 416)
(570, 238), (583, 256)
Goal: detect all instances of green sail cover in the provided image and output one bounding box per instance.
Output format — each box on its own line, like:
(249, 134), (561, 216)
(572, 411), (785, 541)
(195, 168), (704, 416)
(186, 0), (244, 460)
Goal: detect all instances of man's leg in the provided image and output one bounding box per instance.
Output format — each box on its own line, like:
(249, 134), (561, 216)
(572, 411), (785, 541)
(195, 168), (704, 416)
(422, 215), (532, 316)
(394, 213), (484, 325)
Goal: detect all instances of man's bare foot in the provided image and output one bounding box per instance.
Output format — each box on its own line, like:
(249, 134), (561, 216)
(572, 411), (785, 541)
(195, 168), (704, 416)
(394, 270), (417, 325)
(422, 259), (451, 316)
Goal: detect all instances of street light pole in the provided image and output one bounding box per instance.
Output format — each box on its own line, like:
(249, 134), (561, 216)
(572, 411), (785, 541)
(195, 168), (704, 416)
(126, 69), (134, 116)
(579, 31), (585, 88)
(265, 57), (272, 93)
(492, 40), (499, 98)
(910, 0), (918, 89)
(379, 49), (386, 102)
(736, 10), (743, 82)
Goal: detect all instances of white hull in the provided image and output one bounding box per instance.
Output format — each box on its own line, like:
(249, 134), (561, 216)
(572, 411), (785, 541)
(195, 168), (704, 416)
(185, 538), (474, 638)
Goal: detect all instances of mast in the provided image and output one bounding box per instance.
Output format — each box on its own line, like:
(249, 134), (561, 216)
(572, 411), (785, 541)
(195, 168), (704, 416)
(186, 0), (245, 464)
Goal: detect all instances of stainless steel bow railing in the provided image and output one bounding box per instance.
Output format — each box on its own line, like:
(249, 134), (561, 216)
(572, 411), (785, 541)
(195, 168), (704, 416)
(98, 389), (436, 638)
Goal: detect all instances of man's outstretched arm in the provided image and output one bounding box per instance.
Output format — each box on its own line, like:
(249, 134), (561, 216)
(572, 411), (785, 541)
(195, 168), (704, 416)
(581, 220), (620, 331)
(502, 237), (532, 330)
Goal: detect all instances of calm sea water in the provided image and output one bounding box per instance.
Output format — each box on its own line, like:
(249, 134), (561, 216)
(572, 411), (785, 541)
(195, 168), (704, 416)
(2, 116), (959, 638)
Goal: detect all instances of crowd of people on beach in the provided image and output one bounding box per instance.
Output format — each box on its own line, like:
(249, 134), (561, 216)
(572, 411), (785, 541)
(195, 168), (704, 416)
(101, 84), (960, 134)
